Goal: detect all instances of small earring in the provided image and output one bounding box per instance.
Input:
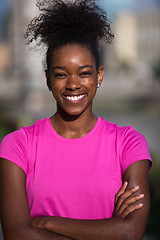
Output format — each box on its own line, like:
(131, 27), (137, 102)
(97, 83), (101, 88)
(49, 87), (52, 91)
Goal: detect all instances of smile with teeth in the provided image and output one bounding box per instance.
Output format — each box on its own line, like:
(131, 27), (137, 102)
(64, 94), (85, 102)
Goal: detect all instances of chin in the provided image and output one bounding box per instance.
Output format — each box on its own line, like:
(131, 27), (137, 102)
(57, 102), (91, 118)
(59, 107), (87, 119)
(65, 110), (84, 117)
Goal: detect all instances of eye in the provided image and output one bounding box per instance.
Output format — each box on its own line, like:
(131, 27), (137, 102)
(80, 72), (92, 77)
(54, 73), (67, 78)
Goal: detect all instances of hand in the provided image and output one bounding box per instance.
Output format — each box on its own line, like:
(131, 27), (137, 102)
(112, 181), (144, 219)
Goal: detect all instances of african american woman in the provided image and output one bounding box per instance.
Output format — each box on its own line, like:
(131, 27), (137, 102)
(0, 1), (152, 240)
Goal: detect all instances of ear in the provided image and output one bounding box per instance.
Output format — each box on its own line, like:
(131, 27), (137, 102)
(45, 70), (51, 89)
(97, 65), (104, 87)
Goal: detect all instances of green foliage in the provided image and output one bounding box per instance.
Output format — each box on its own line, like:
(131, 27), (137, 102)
(0, 121), (12, 140)
(152, 59), (160, 81)
(147, 155), (160, 238)
(0, 110), (16, 141)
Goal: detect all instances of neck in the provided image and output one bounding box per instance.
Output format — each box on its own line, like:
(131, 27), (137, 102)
(50, 108), (97, 139)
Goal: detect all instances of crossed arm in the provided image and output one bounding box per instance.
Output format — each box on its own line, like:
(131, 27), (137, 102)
(0, 158), (150, 240)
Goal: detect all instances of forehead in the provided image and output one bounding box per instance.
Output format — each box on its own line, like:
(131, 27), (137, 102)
(51, 44), (96, 67)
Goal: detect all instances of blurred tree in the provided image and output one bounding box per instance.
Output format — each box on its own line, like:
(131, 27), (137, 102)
(152, 59), (160, 82)
(0, 0), (11, 40)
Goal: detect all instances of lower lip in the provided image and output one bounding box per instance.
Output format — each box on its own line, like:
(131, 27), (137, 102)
(63, 95), (86, 104)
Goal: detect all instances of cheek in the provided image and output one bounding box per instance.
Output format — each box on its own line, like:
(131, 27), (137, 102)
(52, 79), (65, 92)
(84, 78), (97, 91)
(51, 84), (62, 100)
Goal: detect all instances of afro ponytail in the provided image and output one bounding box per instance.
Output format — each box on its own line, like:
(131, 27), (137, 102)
(24, 0), (114, 69)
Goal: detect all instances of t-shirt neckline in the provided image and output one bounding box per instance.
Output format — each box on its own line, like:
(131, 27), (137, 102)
(47, 116), (101, 142)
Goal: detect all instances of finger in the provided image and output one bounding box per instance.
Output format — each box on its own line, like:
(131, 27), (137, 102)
(120, 203), (143, 219)
(115, 181), (128, 205)
(115, 185), (140, 211)
(118, 194), (144, 215)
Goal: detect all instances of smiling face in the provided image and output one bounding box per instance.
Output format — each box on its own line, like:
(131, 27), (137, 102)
(46, 44), (104, 117)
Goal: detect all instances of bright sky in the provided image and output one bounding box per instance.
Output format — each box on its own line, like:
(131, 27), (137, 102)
(0, 0), (159, 39)
(0, 0), (11, 39)
(101, 0), (159, 18)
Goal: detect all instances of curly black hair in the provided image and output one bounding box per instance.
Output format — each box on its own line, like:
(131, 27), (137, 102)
(25, 0), (114, 70)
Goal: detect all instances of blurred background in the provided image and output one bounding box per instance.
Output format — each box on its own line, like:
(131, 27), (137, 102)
(0, 0), (160, 239)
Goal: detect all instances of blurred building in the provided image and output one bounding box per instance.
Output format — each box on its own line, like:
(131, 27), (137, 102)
(0, 43), (10, 73)
(100, 8), (160, 101)
(0, 0), (55, 127)
(114, 10), (160, 66)
(0, 0), (160, 126)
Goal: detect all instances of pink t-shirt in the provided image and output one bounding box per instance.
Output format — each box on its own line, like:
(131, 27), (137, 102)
(0, 117), (152, 219)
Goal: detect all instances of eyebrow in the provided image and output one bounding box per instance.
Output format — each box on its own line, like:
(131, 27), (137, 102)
(52, 66), (66, 71)
(79, 65), (93, 69)
(52, 65), (93, 71)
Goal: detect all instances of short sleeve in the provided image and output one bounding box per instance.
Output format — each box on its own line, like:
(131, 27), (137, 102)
(0, 129), (29, 174)
(121, 126), (152, 174)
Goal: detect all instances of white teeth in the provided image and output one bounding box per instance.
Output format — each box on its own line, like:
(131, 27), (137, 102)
(66, 95), (85, 101)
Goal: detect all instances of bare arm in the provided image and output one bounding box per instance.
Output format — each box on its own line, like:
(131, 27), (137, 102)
(0, 158), (74, 240)
(31, 160), (151, 240)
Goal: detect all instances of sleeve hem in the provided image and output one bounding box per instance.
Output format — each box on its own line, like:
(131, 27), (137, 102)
(0, 154), (27, 174)
(122, 157), (152, 175)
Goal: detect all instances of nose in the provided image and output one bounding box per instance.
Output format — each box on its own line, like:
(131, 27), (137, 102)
(66, 75), (81, 90)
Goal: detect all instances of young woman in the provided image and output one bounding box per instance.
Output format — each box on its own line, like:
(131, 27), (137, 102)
(0, 1), (152, 239)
